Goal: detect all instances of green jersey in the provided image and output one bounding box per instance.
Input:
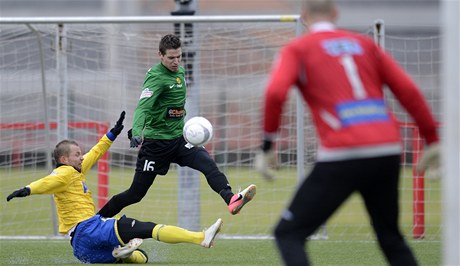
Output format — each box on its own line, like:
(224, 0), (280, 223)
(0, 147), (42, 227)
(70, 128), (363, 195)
(132, 63), (187, 140)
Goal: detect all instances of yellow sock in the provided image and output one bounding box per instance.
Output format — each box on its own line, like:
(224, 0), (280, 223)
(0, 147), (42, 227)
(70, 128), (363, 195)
(152, 224), (204, 245)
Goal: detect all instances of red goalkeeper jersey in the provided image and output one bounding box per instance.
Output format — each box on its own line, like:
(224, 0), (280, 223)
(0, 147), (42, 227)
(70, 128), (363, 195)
(263, 22), (439, 161)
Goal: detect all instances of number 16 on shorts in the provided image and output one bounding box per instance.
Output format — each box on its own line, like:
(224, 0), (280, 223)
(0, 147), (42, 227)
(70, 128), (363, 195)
(143, 160), (155, 171)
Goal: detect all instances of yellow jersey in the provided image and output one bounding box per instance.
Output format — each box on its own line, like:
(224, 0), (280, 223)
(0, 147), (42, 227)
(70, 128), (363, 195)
(27, 135), (112, 234)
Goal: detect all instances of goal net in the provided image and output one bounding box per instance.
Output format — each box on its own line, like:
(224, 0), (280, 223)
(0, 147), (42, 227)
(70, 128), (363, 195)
(380, 31), (442, 240)
(0, 17), (441, 240)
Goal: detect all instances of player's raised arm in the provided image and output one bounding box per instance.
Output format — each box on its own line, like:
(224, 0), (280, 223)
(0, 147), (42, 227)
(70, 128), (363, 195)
(378, 49), (440, 174)
(81, 111), (126, 173)
(255, 45), (300, 180)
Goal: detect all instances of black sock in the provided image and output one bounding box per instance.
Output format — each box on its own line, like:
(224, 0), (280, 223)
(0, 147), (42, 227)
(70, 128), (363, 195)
(219, 188), (234, 205)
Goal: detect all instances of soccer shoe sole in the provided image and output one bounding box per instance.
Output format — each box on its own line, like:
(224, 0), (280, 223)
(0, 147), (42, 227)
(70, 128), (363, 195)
(201, 218), (223, 248)
(112, 238), (143, 258)
(229, 184), (257, 215)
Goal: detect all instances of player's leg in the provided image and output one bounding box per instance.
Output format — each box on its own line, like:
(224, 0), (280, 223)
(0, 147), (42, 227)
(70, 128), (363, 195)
(359, 155), (418, 266)
(274, 161), (357, 265)
(98, 140), (176, 217)
(176, 142), (256, 214)
(177, 145), (234, 201)
(116, 216), (223, 248)
(97, 171), (155, 217)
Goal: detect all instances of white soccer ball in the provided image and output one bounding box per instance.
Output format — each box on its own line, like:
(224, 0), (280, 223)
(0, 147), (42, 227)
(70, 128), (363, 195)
(183, 116), (213, 146)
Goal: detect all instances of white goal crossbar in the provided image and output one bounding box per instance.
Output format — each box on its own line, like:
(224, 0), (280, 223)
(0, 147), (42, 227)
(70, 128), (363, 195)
(0, 15), (300, 24)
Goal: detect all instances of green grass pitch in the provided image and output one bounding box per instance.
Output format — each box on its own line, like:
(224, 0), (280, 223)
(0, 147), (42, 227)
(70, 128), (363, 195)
(0, 167), (441, 264)
(0, 239), (440, 265)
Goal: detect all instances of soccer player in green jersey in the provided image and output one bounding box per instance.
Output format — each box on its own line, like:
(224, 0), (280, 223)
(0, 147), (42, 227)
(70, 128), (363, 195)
(6, 112), (223, 264)
(98, 34), (256, 218)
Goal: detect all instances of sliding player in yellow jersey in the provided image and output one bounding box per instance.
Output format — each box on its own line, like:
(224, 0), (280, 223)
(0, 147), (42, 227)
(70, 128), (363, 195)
(6, 111), (223, 264)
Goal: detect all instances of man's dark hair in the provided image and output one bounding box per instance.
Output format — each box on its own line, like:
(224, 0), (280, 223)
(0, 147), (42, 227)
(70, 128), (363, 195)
(159, 34), (181, 55)
(53, 140), (79, 164)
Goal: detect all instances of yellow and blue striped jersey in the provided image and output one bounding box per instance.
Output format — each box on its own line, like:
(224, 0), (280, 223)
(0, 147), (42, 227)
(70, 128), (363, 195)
(27, 135), (112, 234)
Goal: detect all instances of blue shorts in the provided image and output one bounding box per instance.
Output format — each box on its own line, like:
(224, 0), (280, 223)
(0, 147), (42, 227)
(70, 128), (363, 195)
(71, 215), (122, 263)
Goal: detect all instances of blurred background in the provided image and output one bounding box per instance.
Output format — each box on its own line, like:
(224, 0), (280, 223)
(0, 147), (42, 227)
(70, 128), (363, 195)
(0, 0), (442, 242)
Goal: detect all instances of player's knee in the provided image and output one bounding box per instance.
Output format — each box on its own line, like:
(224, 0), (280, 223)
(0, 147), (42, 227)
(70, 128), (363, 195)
(274, 220), (290, 240)
(204, 167), (222, 179)
(192, 150), (217, 172)
(273, 212), (302, 241)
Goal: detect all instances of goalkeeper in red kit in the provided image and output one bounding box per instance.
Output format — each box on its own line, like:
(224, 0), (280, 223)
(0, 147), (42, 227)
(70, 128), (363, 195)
(255, 0), (440, 265)
(97, 34), (256, 219)
(6, 111), (223, 264)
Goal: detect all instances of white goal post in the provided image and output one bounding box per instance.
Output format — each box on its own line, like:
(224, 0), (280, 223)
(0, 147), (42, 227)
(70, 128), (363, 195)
(0, 15), (441, 241)
(441, 0), (460, 264)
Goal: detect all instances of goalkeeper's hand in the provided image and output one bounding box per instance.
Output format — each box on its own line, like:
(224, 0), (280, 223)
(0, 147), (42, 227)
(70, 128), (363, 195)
(127, 128), (142, 148)
(417, 142), (440, 179)
(109, 111), (125, 137)
(6, 187), (30, 202)
(254, 149), (279, 181)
